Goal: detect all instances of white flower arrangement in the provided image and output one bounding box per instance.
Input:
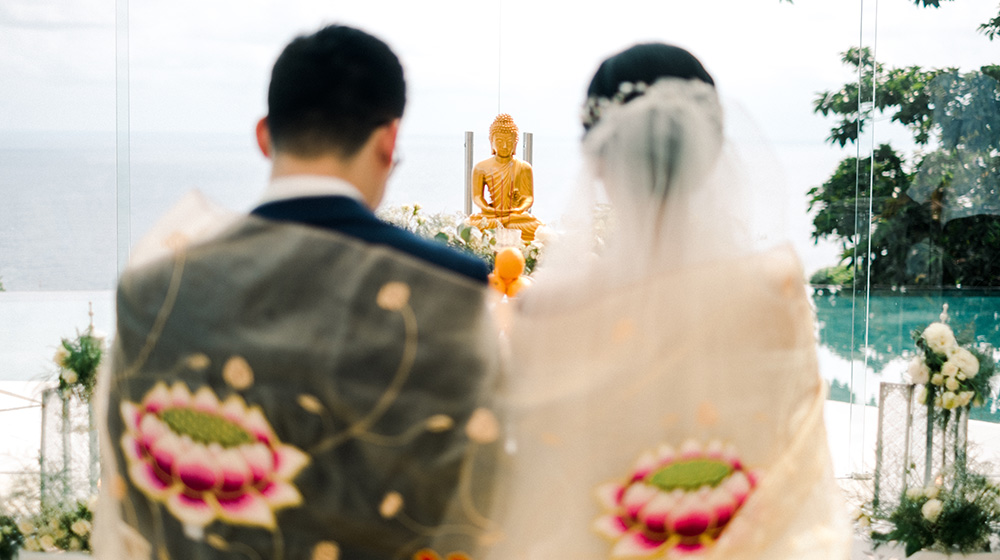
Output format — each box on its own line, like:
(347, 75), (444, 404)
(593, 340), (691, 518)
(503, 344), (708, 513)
(906, 317), (995, 414)
(2, 501), (94, 557)
(871, 473), (1000, 557)
(53, 320), (105, 402)
(376, 204), (545, 274)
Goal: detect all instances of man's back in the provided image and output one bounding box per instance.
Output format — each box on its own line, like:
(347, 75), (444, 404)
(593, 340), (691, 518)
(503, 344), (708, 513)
(103, 215), (499, 559)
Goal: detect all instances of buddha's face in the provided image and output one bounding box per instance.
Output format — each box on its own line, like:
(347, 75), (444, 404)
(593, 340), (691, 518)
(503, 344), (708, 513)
(491, 132), (517, 158)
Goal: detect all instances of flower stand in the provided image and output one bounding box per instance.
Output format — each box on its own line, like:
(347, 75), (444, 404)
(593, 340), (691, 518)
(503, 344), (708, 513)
(873, 382), (968, 515)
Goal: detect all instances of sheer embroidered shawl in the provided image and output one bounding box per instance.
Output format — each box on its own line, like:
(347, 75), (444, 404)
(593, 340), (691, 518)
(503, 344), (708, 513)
(94, 193), (502, 560)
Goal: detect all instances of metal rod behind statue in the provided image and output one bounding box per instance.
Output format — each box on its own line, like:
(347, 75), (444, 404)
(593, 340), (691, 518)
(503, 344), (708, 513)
(464, 131), (474, 215)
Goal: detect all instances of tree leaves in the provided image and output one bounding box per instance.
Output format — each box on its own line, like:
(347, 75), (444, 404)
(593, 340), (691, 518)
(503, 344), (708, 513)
(810, 49), (1000, 288)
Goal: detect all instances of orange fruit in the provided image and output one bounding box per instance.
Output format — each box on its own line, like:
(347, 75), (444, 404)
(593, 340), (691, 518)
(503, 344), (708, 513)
(494, 247), (526, 282)
(488, 273), (507, 295)
(505, 275), (533, 297)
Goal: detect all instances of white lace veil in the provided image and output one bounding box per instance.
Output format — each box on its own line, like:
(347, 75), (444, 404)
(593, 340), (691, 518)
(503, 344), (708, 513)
(467, 52), (851, 560)
(530, 76), (789, 303)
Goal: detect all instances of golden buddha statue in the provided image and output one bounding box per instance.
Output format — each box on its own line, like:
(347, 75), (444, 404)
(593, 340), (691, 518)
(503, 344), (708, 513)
(468, 113), (542, 243)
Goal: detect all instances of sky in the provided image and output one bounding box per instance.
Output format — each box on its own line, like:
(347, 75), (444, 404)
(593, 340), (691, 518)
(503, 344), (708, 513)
(0, 0), (996, 137)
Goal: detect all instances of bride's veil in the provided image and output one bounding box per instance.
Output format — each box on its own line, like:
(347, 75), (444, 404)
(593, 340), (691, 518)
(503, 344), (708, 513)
(459, 45), (850, 560)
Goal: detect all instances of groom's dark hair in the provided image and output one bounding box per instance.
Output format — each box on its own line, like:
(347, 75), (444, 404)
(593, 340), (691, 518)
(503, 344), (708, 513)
(266, 24), (406, 158)
(586, 43), (714, 104)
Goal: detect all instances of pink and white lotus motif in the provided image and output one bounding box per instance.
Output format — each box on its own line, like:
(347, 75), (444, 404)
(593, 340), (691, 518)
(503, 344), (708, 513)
(593, 440), (757, 558)
(120, 382), (310, 530)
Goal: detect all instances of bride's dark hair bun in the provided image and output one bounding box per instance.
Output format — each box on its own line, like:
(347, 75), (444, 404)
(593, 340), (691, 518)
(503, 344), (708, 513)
(586, 43), (714, 103)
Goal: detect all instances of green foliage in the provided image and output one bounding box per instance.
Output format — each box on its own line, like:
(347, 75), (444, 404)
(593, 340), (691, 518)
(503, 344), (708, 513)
(871, 473), (1000, 555)
(910, 0), (956, 8)
(54, 327), (104, 401)
(15, 501), (93, 555)
(981, 12), (1000, 40)
(810, 263), (854, 286)
(0, 515), (24, 560)
(810, 49), (1000, 288)
(807, 143), (911, 246)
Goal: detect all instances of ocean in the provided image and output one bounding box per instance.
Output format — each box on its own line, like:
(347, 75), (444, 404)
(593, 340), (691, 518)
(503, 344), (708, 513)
(1, 130), (586, 291)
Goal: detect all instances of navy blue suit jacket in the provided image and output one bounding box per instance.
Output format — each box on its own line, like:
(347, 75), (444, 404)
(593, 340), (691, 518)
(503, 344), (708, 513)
(252, 195), (490, 284)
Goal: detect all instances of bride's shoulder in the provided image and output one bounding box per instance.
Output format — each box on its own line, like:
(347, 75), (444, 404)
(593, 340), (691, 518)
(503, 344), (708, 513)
(650, 243), (805, 297)
(735, 244), (806, 295)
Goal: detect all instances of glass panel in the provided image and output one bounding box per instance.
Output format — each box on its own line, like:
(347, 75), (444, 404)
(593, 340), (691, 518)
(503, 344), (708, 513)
(0, 0), (118, 499)
(0, 2), (118, 291)
(808, 2), (1000, 479)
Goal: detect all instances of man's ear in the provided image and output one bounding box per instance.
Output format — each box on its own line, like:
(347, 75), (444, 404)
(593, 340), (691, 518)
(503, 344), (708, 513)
(376, 119), (400, 167)
(255, 117), (272, 158)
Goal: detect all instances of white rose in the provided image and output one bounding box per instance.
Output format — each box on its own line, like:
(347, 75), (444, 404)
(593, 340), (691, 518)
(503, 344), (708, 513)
(924, 485), (941, 499)
(923, 323), (957, 354)
(24, 536), (41, 551)
(17, 520), (34, 535)
(906, 487), (923, 499)
(949, 347), (980, 378)
(922, 498), (944, 522)
(931, 374), (945, 386)
(53, 347), (69, 367)
(39, 534), (57, 552)
(941, 361), (959, 378)
(942, 392), (959, 410)
(959, 391), (975, 407)
(71, 519), (91, 536)
(908, 358), (931, 385)
(61, 370), (78, 385)
(916, 385), (928, 405)
(945, 377), (960, 392)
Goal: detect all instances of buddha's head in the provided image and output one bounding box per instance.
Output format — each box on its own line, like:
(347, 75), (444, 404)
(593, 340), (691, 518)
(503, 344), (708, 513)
(489, 113), (519, 157)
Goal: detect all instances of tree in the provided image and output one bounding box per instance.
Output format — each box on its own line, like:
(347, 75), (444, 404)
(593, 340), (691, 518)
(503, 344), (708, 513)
(808, 47), (1000, 288)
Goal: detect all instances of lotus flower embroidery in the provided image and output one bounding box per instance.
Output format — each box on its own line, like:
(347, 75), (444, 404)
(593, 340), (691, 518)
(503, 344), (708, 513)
(120, 381), (310, 530)
(593, 440), (757, 557)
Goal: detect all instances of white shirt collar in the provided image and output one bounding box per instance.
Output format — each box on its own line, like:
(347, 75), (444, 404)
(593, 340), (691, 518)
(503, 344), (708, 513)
(258, 175), (365, 206)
